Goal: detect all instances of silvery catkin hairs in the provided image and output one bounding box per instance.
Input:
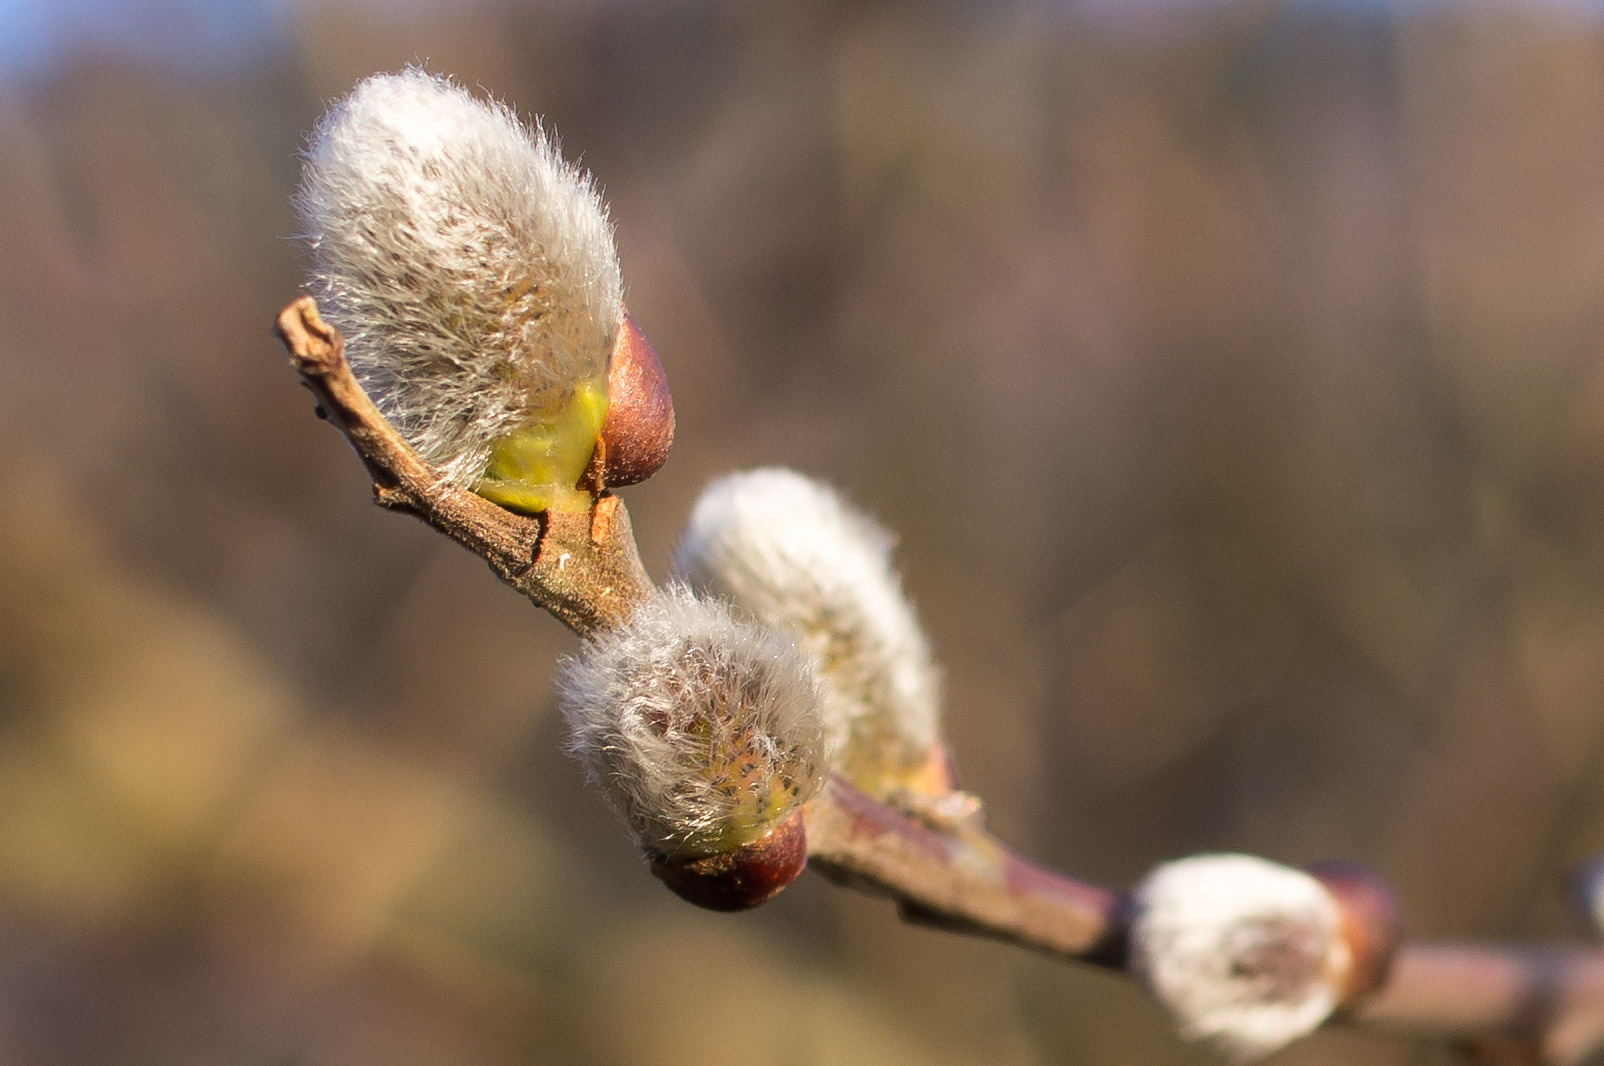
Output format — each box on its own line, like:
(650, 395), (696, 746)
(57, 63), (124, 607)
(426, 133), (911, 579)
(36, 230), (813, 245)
(558, 586), (826, 860)
(295, 68), (623, 486)
(671, 468), (942, 798)
(1129, 854), (1352, 1061)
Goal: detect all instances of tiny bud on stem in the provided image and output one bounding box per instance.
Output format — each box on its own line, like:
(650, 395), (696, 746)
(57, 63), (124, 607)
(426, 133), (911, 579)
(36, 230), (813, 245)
(650, 812), (808, 912)
(585, 313), (675, 490)
(1307, 859), (1403, 1005)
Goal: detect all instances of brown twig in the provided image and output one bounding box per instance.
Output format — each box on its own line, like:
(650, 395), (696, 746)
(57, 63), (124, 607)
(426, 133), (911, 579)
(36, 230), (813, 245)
(806, 772), (1604, 1063)
(1358, 944), (1604, 1064)
(805, 775), (1128, 966)
(274, 296), (651, 635)
(275, 295), (1604, 1065)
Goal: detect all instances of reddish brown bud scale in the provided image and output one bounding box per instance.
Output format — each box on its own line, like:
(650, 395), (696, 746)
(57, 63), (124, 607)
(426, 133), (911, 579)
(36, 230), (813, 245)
(649, 813), (808, 912)
(1306, 859), (1403, 1005)
(583, 313), (674, 491)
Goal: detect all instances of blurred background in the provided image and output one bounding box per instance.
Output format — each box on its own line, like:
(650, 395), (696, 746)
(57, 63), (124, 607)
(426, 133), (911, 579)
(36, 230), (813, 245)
(2, 0), (1603, 1062)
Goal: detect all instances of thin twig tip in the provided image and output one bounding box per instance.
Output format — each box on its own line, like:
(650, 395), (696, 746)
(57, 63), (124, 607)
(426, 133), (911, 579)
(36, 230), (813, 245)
(274, 296), (341, 373)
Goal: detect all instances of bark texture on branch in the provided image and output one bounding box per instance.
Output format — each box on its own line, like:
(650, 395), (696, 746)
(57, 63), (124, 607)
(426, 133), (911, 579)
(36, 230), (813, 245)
(805, 775), (1128, 966)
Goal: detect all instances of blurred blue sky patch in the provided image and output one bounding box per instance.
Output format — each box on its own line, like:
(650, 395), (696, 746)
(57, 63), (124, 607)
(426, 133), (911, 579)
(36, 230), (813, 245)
(2, 0), (1604, 76)
(0, 0), (295, 75)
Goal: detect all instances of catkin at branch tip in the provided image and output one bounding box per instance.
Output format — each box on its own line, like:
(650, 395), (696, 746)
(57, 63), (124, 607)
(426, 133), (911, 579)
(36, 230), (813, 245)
(558, 586), (826, 860)
(295, 67), (623, 486)
(671, 468), (942, 798)
(1129, 853), (1349, 1062)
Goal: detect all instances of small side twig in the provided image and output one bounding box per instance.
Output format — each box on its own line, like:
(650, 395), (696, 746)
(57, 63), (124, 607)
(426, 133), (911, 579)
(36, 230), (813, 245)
(274, 295), (1604, 1065)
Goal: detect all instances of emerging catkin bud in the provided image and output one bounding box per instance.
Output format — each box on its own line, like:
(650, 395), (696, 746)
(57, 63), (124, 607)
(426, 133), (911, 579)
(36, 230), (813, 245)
(295, 68), (623, 512)
(671, 469), (945, 800)
(1303, 859), (1401, 1004)
(585, 314), (675, 490)
(1129, 854), (1353, 1062)
(558, 586), (826, 909)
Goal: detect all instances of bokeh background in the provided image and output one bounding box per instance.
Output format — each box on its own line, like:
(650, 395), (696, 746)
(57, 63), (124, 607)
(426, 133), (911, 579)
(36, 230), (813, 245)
(2, 0), (1604, 1062)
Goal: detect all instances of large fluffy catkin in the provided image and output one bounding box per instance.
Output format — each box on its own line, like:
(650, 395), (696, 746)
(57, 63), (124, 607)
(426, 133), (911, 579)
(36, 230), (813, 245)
(296, 68), (622, 486)
(672, 468), (942, 798)
(558, 586), (826, 859)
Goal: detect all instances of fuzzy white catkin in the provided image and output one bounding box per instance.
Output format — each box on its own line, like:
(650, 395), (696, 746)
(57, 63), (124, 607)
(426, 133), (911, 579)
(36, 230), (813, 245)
(558, 586), (826, 859)
(670, 468), (942, 797)
(296, 68), (623, 485)
(1129, 854), (1350, 1062)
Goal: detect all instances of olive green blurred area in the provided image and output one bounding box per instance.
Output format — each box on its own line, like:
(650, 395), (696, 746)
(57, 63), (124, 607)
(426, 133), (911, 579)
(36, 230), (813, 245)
(2, 0), (1603, 1062)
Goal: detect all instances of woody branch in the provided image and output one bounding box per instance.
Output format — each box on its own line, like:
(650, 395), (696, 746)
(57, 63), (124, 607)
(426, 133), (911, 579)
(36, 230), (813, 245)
(275, 294), (1604, 1066)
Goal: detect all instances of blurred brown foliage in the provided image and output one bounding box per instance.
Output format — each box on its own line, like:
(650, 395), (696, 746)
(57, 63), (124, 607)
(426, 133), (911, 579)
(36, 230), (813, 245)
(1, 1), (1603, 1062)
